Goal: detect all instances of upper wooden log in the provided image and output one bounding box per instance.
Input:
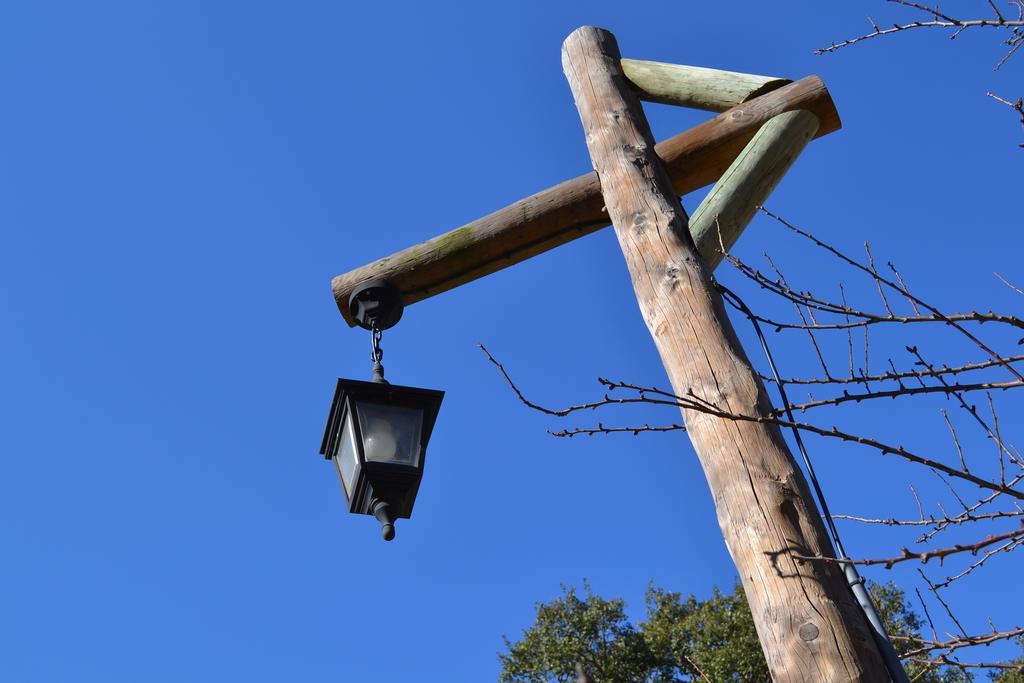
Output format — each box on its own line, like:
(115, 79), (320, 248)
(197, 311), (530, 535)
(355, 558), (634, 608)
(622, 59), (790, 111)
(331, 75), (840, 326)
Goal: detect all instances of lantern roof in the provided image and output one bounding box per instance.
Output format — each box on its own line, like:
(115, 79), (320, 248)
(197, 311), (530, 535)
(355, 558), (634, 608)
(320, 378), (444, 462)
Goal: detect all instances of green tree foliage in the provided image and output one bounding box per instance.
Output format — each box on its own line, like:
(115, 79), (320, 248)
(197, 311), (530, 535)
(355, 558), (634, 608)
(640, 585), (766, 682)
(499, 581), (996, 682)
(498, 581), (653, 683)
(990, 637), (1024, 682)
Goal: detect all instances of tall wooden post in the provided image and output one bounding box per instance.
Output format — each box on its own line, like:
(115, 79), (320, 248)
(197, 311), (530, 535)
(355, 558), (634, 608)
(561, 26), (888, 681)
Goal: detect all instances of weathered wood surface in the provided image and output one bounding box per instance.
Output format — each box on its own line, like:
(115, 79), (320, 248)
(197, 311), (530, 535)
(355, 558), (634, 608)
(622, 59), (789, 111)
(332, 76), (841, 326)
(688, 109), (820, 270)
(562, 26), (886, 682)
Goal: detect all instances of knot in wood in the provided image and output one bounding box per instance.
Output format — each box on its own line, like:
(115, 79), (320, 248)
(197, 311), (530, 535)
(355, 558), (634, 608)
(798, 622), (820, 642)
(729, 107), (750, 123)
(632, 212), (649, 232)
(659, 258), (693, 293)
(772, 477), (795, 499)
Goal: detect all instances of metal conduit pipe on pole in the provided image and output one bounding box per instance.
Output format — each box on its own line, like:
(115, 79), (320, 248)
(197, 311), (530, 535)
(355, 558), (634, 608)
(718, 285), (910, 683)
(690, 113), (911, 683)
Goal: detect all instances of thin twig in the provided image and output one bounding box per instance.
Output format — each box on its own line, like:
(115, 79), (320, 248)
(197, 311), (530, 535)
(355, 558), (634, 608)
(794, 525), (1024, 568)
(897, 626), (1024, 658)
(816, 0), (1024, 63)
(832, 508), (1024, 526)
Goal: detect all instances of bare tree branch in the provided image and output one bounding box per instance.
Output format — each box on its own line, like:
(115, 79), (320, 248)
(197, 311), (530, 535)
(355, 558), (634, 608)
(832, 508), (1024, 527)
(896, 626), (1024, 658)
(816, 0), (1024, 68)
(794, 525), (1024, 568)
(485, 202), (1024, 675)
(987, 92), (1024, 146)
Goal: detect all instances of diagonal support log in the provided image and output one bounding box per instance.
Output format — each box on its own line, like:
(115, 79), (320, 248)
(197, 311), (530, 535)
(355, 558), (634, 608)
(561, 26), (887, 681)
(688, 109), (819, 269)
(331, 75), (840, 326)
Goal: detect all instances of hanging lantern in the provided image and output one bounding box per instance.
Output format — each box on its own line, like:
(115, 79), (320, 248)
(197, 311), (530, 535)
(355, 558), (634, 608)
(319, 280), (444, 541)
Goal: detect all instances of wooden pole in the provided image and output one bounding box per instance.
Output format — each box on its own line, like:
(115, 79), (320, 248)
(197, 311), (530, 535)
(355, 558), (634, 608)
(622, 59), (789, 111)
(331, 76), (840, 326)
(561, 26), (887, 682)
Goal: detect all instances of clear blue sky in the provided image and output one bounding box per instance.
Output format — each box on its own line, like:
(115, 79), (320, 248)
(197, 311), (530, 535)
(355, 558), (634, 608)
(2, 1), (1020, 680)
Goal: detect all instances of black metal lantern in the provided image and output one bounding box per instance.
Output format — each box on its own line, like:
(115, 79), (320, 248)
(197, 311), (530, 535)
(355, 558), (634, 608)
(319, 280), (444, 541)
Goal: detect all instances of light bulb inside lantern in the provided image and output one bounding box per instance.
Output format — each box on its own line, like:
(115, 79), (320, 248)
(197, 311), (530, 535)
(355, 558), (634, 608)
(363, 419), (399, 462)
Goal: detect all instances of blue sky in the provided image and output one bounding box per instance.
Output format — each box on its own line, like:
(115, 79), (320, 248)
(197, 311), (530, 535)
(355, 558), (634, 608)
(2, 1), (1021, 680)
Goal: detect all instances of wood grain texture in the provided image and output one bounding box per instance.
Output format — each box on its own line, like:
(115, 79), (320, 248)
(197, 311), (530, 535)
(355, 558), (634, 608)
(561, 26), (886, 682)
(622, 58), (790, 111)
(331, 75), (841, 326)
(689, 109), (820, 271)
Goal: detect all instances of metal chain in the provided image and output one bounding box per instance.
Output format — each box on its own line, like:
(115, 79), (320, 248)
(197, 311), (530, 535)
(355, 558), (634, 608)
(370, 324), (383, 363)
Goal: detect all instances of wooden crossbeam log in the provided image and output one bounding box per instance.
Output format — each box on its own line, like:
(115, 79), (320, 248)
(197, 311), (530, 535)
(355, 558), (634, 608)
(331, 71), (840, 326)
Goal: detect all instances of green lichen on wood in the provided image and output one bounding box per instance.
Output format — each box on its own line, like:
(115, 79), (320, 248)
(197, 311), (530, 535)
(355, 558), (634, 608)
(430, 225), (476, 257)
(388, 226), (478, 274)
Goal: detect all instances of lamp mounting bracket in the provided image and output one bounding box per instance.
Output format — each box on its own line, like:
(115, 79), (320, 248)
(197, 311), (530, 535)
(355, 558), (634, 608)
(348, 280), (404, 331)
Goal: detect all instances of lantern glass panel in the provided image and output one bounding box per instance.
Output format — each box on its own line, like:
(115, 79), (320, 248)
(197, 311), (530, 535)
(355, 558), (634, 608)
(355, 401), (423, 467)
(333, 409), (359, 497)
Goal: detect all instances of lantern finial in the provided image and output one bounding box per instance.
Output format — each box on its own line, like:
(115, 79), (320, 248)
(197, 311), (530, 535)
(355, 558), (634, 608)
(372, 499), (396, 541)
